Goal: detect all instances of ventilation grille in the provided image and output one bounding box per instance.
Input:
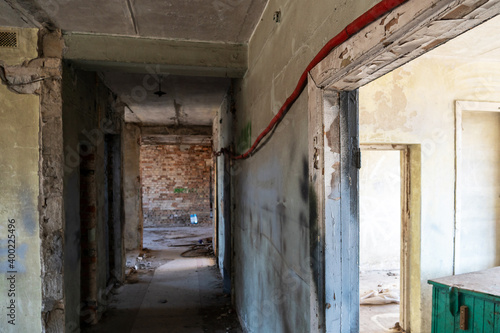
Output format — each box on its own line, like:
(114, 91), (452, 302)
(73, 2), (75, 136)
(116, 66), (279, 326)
(0, 31), (18, 48)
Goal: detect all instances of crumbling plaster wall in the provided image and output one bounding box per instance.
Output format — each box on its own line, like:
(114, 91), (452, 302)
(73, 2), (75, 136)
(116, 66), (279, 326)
(232, 0), (378, 331)
(122, 123), (143, 251)
(359, 54), (500, 332)
(0, 27), (43, 333)
(62, 64), (116, 331)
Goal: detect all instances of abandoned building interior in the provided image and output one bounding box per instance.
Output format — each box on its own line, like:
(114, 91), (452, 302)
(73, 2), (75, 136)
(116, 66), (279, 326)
(0, 0), (499, 332)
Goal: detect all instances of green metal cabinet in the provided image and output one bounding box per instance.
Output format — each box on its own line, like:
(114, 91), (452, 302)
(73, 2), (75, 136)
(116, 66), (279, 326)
(428, 267), (500, 333)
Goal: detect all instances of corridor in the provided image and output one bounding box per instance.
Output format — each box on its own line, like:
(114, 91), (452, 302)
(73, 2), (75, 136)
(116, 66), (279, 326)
(2, 0), (500, 332)
(85, 226), (242, 333)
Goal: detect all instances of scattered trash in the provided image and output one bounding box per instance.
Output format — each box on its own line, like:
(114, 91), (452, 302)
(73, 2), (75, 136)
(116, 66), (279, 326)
(390, 321), (404, 332)
(134, 254), (153, 270)
(360, 289), (400, 305)
(180, 241), (214, 257)
(197, 237), (213, 245)
(190, 214), (198, 224)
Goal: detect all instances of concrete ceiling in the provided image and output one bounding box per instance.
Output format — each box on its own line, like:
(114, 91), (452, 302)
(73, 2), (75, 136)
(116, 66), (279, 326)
(427, 14), (500, 61)
(102, 73), (230, 126)
(2, 0), (268, 43)
(0, 0), (258, 126)
(0, 0), (33, 27)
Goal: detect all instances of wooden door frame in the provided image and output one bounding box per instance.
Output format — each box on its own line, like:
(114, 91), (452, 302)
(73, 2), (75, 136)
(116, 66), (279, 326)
(308, 86), (360, 332)
(359, 144), (413, 331)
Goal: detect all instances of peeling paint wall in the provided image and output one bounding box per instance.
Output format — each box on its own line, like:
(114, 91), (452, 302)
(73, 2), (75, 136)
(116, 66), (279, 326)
(360, 54), (500, 332)
(0, 28), (42, 333)
(122, 123), (143, 251)
(232, 0), (377, 331)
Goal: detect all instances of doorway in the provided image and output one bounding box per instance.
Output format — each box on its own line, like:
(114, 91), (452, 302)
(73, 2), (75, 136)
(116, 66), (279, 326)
(359, 145), (409, 332)
(138, 143), (214, 254)
(455, 101), (500, 275)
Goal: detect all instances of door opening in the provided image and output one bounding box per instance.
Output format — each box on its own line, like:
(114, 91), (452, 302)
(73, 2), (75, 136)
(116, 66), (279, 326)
(455, 101), (500, 274)
(359, 145), (410, 332)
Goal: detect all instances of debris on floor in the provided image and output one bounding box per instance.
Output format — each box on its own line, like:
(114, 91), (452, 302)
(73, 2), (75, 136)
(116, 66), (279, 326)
(361, 288), (400, 305)
(85, 226), (243, 333)
(390, 321), (405, 332)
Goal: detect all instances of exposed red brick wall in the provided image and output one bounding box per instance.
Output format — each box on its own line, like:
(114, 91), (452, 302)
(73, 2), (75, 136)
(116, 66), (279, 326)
(140, 144), (213, 226)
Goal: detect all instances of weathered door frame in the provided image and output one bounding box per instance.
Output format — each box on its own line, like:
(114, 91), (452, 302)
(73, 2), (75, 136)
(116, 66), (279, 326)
(307, 0), (500, 332)
(359, 144), (416, 331)
(308, 86), (360, 332)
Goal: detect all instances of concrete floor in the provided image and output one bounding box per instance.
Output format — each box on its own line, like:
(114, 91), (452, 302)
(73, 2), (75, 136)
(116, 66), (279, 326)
(360, 270), (401, 333)
(85, 226), (242, 333)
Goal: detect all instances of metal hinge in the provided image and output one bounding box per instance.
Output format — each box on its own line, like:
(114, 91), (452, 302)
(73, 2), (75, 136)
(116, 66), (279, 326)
(355, 149), (361, 169)
(351, 137), (361, 169)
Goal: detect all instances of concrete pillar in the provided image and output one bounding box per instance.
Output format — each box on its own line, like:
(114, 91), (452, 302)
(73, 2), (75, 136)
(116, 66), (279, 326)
(122, 122), (143, 251)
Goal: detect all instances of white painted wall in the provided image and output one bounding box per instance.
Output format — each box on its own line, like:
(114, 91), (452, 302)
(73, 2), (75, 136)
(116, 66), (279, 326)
(360, 150), (401, 272)
(360, 52), (500, 332)
(459, 111), (500, 273)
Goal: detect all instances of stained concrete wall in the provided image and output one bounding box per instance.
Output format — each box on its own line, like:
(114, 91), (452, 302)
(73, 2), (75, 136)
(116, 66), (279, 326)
(123, 123), (143, 251)
(0, 28), (42, 333)
(359, 53), (500, 332)
(62, 64), (115, 331)
(232, 0), (378, 331)
(359, 150), (401, 271)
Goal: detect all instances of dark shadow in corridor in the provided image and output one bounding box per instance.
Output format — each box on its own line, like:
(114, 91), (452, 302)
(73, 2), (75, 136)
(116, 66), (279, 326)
(84, 226), (242, 333)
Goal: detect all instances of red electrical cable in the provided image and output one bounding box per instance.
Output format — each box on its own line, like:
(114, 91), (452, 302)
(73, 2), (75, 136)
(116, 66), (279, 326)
(230, 0), (408, 160)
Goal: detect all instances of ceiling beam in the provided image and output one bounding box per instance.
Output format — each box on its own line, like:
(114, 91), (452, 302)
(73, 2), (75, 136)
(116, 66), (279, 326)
(63, 33), (247, 78)
(141, 135), (212, 146)
(141, 125), (212, 136)
(311, 0), (500, 90)
(141, 126), (213, 145)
